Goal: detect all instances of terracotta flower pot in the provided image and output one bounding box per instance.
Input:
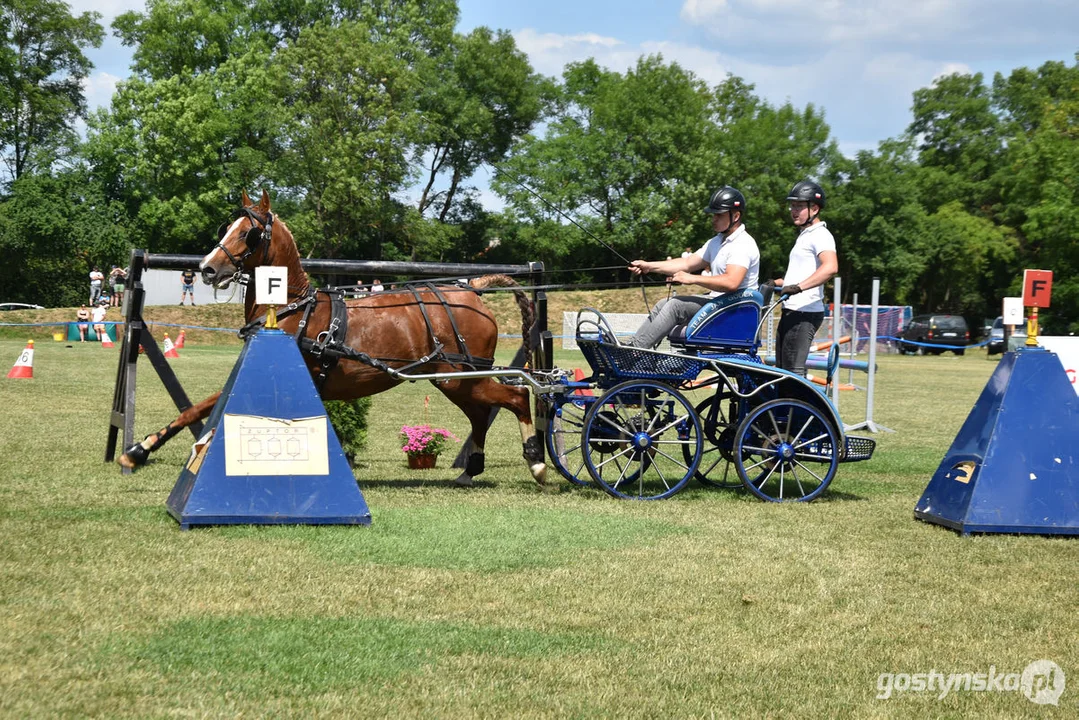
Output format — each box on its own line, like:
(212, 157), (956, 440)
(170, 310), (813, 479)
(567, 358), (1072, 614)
(407, 453), (438, 469)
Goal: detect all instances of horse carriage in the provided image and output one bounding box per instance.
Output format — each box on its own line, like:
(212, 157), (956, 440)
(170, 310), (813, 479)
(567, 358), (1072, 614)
(112, 190), (874, 502)
(541, 288), (876, 501)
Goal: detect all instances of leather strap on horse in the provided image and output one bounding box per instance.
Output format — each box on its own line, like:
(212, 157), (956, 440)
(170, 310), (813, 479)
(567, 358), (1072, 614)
(237, 291), (316, 338)
(407, 282), (493, 371)
(242, 283), (495, 387)
(306, 292), (349, 392)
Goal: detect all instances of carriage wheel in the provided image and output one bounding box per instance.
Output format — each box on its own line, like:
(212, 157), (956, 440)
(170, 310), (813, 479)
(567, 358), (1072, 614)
(545, 397), (592, 487)
(685, 394), (741, 489)
(582, 380), (702, 500)
(733, 398), (839, 502)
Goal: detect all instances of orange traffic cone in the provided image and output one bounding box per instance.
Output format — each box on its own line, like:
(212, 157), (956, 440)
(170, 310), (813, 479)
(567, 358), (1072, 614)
(99, 328), (114, 348)
(7, 340), (34, 379)
(175, 329), (186, 349)
(163, 333), (180, 358)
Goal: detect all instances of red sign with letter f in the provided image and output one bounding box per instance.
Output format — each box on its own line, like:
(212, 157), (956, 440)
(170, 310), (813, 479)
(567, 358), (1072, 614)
(1023, 269), (1053, 308)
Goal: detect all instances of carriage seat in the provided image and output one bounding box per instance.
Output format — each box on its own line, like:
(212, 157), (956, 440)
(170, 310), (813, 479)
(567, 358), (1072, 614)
(667, 287), (767, 351)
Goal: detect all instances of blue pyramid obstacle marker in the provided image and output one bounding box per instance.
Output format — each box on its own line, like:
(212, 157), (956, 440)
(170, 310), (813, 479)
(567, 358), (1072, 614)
(915, 346), (1079, 535)
(166, 328), (371, 529)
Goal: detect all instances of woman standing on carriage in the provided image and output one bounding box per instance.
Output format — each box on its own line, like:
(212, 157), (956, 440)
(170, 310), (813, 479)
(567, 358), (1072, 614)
(766, 180), (838, 377)
(624, 186), (760, 349)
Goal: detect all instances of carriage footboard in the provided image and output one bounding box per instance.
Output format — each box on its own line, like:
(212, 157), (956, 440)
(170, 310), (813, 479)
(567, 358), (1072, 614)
(840, 435), (876, 463)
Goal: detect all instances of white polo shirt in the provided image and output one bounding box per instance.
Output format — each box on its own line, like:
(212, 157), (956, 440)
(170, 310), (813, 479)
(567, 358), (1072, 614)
(782, 222), (836, 312)
(696, 225), (760, 297)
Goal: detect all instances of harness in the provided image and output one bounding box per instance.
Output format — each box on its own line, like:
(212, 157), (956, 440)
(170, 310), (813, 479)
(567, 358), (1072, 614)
(238, 283), (495, 392)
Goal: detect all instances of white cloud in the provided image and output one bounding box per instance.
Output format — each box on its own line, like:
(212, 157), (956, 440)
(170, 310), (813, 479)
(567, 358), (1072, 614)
(67, 0), (146, 23)
(82, 71), (123, 112)
(932, 62), (974, 82)
(678, 0), (1079, 59)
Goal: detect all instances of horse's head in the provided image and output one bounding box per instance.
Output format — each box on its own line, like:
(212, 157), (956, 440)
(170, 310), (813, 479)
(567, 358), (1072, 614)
(200, 189), (275, 289)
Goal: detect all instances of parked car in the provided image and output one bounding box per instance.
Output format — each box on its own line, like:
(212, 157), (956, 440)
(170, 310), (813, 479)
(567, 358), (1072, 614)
(899, 314), (970, 355)
(986, 316), (1027, 355)
(0, 302), (44, 311)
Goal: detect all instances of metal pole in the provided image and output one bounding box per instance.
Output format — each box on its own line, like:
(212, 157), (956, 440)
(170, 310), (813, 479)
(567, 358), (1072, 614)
(142, 253), (533, 277)
(846, 277), (894, 433)
(832, 277), (841, 409)
(849, 292), (858, 387)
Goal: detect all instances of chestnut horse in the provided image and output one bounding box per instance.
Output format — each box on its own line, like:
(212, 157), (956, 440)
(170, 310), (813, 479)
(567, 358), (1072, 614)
(119, 190), (548, 487)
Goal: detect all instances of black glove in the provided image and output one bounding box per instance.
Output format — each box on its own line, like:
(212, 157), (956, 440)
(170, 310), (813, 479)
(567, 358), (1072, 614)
(759, 279), (776, 292)
(778, 283), (802, 297)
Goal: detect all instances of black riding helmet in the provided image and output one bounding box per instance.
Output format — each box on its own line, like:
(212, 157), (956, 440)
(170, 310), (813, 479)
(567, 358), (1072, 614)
(705, 186), (746, 215)
(786, 180), (825, 209)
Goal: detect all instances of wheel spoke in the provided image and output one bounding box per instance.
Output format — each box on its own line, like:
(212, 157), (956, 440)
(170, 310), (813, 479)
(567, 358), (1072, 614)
(652, 447), (690, 470)
(790, 464), (807, 497)
(792, 459), (826, 484)
(646, 413), (692, 440)
(793, 433), (831, 454)
(650, 456), (671, 489)
(744, 454), (777, 473)
(595, 445), (635, 470)
(611, 454), (633, 488)
(753, 460), (779, 490)
(595, 411), (632, 438)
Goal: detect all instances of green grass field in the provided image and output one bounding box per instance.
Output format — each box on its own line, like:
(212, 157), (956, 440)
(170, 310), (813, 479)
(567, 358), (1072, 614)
(0, 336), (1076, 718)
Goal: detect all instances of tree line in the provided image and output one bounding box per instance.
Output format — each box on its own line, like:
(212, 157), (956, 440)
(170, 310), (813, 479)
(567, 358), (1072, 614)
(2, 0), (1076, 332)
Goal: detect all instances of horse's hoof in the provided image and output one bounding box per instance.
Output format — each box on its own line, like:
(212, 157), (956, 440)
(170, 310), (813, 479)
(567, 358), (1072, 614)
(121, 442), (150, 468)
(453, 473), (473, 487)
(530, 462), (548, 485)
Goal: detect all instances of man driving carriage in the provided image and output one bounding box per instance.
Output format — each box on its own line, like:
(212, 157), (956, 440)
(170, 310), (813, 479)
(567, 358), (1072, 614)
(624, 186), (760, 348)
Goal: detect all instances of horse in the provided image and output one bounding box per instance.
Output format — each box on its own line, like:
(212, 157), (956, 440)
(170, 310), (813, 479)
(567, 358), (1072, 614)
(119, 189), (549, 488)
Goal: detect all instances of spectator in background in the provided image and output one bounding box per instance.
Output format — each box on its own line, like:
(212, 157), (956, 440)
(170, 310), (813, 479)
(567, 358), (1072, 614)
(91, 301), (108, 340)
(76, 305), (91, 342)
(109, 265), (127, 307)
(370, 278), (384, 293)
(89, 267), (104, 305)
(180, 268), (196, 306)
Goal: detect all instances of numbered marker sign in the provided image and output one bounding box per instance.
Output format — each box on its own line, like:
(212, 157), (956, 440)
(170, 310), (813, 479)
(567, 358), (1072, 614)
(1002, 297), (1024, 326)
(1022, 269), (1053, 308)
(255, 266), (288, 305)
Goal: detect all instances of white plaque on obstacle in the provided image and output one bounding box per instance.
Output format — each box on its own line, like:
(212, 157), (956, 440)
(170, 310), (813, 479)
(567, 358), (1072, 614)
(222, 414), (330, 476)
(1002, 297), (1023, 325)
(255, 266), (288, 305)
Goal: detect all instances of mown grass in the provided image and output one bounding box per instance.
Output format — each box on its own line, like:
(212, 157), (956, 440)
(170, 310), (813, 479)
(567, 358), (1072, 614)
(0, 336), (1076, 718)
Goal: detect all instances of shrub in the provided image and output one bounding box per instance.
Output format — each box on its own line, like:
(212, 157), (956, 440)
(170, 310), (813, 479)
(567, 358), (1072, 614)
(324, 397), (372, 465)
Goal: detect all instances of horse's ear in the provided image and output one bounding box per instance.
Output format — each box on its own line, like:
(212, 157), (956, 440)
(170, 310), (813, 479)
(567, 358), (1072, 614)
(241, 189), (252, 207)
(258, 189), (271, 213)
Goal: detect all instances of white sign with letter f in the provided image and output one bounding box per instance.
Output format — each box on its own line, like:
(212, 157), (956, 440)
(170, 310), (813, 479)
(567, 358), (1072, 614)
(255, 266), (288, 306)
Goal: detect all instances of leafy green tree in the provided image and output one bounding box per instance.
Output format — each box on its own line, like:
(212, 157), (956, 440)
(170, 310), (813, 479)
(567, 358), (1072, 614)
(495, 56), (714, 271)
(992, 56), (1079, 332)
(270, 21), (422, 260)
(0, 0), (103, 189)
(0, 168), (130, 306)
(415, 27), (546, 225)
(909, 72), (1004, 214)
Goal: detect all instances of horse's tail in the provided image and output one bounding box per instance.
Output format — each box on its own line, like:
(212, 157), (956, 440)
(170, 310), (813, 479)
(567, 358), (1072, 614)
(470, 274), (535, 358)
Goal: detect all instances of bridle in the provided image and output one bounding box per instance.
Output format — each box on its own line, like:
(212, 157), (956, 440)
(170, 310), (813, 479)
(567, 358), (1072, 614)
(212, 206), (274, 281)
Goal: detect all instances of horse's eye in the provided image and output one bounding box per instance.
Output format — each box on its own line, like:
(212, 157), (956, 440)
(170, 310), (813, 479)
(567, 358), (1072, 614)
(216, 223), (228, 240)
(245, 227), (262, 248)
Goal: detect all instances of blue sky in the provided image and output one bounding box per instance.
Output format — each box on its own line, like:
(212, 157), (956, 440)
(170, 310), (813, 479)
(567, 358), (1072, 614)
(75, 0), (1077, 160)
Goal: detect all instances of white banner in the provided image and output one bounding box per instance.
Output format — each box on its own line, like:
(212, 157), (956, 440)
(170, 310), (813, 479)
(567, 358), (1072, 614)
(1039, 336), (1079, 395)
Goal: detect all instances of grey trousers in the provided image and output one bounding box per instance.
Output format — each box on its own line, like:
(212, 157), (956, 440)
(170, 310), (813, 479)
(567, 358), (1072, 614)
(777, 309), (825, 377)
(625, 295), (712, 348)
